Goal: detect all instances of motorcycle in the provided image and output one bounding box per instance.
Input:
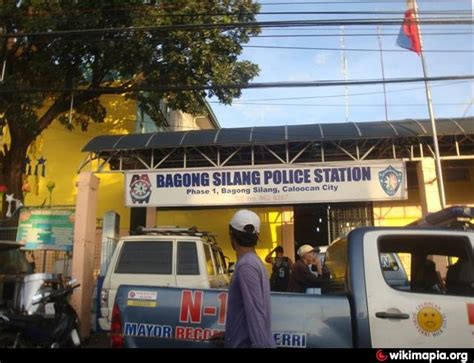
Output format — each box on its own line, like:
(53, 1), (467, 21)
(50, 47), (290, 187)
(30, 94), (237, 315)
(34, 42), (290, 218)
(0, 275), (81, 348)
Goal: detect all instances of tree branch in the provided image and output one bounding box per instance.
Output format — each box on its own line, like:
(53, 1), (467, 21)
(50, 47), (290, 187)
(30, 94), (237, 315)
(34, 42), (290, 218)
(36, 92), (98, 132)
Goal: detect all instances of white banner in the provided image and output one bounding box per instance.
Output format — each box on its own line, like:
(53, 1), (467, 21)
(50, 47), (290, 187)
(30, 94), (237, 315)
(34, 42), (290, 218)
(125, 160), (407, 207)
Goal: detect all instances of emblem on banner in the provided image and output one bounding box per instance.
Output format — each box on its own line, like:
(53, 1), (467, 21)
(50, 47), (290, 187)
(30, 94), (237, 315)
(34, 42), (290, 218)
(378, 165), (402, 196)
(129, 174), (152, 204)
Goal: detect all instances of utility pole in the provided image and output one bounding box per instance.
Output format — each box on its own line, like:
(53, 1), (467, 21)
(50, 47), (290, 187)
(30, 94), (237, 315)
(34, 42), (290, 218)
(413, 0), (446, 209)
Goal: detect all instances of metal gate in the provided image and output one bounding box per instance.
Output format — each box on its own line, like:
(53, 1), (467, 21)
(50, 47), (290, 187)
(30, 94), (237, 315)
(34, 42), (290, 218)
(0, 209), (19, 241)
(294, 202), (374, 247)
(328, 203), (374, 242)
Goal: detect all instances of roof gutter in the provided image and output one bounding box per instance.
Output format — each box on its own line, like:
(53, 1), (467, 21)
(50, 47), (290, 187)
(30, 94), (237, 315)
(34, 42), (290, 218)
(203, 100), (221, 129)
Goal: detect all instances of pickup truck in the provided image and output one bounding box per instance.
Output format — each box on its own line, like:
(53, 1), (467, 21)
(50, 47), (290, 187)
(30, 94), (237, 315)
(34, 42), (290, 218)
(110, 227), (474, 348)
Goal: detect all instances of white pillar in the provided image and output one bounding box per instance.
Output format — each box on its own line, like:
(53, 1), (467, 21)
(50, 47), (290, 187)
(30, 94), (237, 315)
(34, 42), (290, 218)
(146, 207), (156, 228)
(416, 158), (443, 216)
(71, 172), (99, 339)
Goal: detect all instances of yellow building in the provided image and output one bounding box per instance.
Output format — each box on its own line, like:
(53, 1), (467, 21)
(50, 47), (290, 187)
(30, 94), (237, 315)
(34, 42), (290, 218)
(18, 95), (219, 229)
(7, 108), (473, 268)
(2, 94), (218, 277)
(81, 117), (474, 264)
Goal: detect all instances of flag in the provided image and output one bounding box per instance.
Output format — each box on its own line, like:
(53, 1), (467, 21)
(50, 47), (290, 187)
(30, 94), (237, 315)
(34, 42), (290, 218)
(396, 1), (421, 55)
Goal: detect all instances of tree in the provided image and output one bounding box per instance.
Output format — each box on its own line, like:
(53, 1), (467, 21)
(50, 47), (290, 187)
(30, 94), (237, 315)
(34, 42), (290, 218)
(0, 0), (260, 205)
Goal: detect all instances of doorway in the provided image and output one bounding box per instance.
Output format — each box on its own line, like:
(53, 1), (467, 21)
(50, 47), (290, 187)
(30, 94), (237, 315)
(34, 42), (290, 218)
(294, 202), (374, 252)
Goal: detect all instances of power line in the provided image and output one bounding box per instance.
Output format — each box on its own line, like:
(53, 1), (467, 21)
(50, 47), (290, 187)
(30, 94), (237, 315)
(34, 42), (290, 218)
(14, 30), (471, 47)
(228, 80), (471, 102)
(208, 101), (470, 107)
(13, 10), (470, 17)
(261, 26), (473, 31)
(2, 18), (472, 39)
(255, 11), (470, 15)
(252, 31), (473, 38)
(14, 3), (462, 28)
(1, 75), (472, 94)
(259, 1), (468, 4)
(13, 1), (469, 17)
(243, 45), (473, 53)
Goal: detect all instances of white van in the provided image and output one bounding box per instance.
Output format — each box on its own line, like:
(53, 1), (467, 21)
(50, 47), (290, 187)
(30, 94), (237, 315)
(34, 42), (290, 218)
(98, 227), (231, 331)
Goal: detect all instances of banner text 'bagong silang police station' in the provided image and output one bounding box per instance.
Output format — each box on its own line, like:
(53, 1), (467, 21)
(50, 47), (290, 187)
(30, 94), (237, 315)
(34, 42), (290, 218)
(125, 160), (407, 207)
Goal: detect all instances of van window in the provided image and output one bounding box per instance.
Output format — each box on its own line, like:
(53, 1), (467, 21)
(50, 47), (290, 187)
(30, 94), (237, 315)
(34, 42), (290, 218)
(218, 250), (227, 272)
(211, 248), (224, 274)
(177, 242), (199, 275)
(219, 249), (227, 273)
(204, 244), (215, 276)
(378, 235), (473, 296)
(115, 241), (172, 274)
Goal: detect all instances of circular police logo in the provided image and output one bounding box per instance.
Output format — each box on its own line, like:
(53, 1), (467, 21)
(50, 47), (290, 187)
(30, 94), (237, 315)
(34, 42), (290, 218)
(378, 165), (403, 196)
(129, 174), (152, 204)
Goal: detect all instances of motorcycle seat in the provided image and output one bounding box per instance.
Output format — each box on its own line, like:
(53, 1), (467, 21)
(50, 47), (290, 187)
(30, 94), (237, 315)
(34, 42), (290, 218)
(3, 313), (44, 324)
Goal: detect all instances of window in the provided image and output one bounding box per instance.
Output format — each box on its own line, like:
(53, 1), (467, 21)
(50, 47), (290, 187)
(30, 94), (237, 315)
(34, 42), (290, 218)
(115, 241), (172, 274)
(378, 235), (473, 296)
(177, 242), (199, 275)
(218, 250), (228, 271)
(323, 237), (348, 293)
(204, 244), (215, 276)
(211, 248), (224, 274)
(0, 249), (29, 274)
(379, 253), (410, 290)
(324, 238), (411, 294)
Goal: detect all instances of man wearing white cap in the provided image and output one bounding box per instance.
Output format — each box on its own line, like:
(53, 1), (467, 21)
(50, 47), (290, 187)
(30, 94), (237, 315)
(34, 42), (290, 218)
(212, 209), (276, 348)
(288, 244), (323, 293)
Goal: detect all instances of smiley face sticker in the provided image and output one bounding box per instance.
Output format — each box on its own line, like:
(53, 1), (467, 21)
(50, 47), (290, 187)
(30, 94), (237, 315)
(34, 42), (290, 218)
(413, 303), (446, 337)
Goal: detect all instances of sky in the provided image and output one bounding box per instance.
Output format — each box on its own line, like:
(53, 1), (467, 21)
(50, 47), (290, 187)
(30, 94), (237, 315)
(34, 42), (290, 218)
(207, 0), (473, 128)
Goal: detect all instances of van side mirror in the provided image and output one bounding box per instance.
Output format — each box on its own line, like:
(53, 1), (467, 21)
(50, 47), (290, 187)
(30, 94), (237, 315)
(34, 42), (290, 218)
(228, 262), (235, 274)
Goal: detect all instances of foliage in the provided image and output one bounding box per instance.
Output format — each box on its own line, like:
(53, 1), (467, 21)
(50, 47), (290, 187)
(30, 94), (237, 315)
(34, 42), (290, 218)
(0, 0), (261, 201)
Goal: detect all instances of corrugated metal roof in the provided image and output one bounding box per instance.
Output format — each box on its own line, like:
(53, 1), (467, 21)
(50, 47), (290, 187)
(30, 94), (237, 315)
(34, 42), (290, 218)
(82, 117), (474, 152)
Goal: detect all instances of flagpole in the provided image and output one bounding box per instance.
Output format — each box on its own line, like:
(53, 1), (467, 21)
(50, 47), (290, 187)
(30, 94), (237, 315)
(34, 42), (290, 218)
(340, 26), (349, 122)
(412, 0), (446, 209)
(376, 26), (389, 122)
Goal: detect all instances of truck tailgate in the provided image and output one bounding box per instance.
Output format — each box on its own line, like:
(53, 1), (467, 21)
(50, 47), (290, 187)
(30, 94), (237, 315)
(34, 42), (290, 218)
(115, 285), (353, 348)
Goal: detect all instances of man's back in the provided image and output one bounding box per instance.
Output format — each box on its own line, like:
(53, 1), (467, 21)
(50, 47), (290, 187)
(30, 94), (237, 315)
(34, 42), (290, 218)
(225, 252), (275, 348)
